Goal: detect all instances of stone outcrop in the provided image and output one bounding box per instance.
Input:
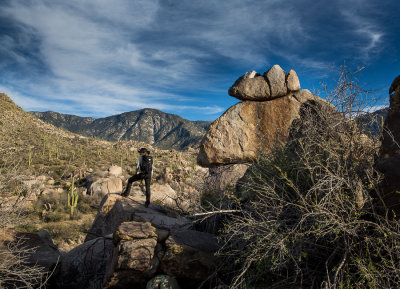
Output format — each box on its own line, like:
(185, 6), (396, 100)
(198, 65), (324, 192)
(126, 183), (182, 209)
(88, 176), (122, 197)
(375, 75), (400, 211)
(107, 222), (159, 286)
(198, 89), (321, 167)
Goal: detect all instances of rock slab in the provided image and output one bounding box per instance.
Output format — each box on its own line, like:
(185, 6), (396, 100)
(57, 237), (114, 289)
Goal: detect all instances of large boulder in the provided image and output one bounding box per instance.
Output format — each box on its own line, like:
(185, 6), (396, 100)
(79, 194), (220, 288)
(127, 183), (180, 208)
(88, 176), (122, 197)
(198, 89), (322, 167)
(160, 230), (220, 281)
(228, 70), (271, 101)
(205, 163), (250, 193)
(57, 236), (114, 289)
(375, 75), (400, 211)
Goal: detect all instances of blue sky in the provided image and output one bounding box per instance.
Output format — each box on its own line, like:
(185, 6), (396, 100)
(0, 0), (399, 121)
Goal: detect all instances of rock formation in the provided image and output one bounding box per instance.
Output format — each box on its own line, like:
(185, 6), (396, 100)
(375, 75), (400, 211)
(198, 65), (324, 191)
(57, 193), (220, 289)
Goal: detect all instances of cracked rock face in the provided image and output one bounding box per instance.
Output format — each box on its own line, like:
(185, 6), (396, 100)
(198, 89), (322, 167)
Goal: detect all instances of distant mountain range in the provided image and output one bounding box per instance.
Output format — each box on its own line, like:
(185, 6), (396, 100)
(356, 107), (388, 137)
(30, 106), (387, 151)
(31, 109), (213, 150)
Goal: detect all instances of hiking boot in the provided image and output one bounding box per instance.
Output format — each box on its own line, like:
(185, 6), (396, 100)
(145, 201), (150, 208)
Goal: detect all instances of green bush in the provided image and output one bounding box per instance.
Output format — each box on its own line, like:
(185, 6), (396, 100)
(42, 211), (64, 223)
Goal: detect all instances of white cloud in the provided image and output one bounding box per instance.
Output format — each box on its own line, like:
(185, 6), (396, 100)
(0, 0), (392, 120)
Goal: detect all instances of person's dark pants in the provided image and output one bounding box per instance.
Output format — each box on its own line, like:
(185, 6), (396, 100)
(123, 173), (151, 205)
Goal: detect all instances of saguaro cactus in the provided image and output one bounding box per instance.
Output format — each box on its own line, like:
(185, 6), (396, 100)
(68, 176), (79, 217)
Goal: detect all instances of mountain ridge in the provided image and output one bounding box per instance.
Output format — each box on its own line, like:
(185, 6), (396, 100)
(31, 109), (213, 150)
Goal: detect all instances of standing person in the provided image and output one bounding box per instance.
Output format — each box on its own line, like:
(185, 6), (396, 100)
(121, 148), (153, 207)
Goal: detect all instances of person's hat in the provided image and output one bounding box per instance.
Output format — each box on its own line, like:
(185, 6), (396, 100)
(138, 147), (150, 154)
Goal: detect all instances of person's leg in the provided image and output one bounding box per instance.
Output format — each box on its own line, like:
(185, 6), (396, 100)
(144, 178), (151, 207)
(122, 174), (141, 196)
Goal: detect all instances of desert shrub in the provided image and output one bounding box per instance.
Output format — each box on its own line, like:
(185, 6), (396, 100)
(219, 66), (400, 288)
(79, 194), (102, 211)
(41, 222), (80, 242)
(77, 201), (92, 214)
(42, 211), (64, 223)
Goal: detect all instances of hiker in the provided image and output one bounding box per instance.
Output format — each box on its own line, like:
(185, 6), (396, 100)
(121, 147), (153, 207)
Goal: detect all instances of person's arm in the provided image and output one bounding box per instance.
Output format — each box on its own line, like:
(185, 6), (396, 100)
(135, 156), (141, 174)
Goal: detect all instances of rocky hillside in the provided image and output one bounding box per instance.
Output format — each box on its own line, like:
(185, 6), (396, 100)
(31, 109), (213, 150)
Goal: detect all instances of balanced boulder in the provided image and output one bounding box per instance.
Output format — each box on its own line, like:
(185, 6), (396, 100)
(228, 70), (271, 101)
(198, 89), (322, 167)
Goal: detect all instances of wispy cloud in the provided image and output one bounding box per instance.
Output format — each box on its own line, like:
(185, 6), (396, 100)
(340, 5), (384, 61)
(0, 0), (395, 120)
